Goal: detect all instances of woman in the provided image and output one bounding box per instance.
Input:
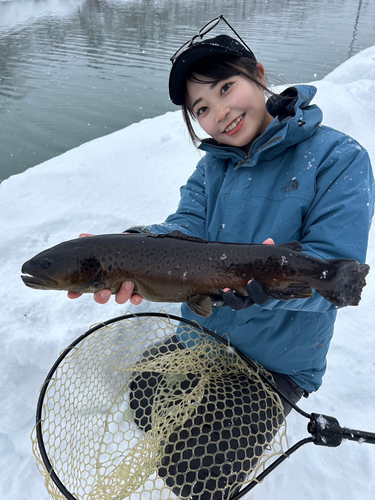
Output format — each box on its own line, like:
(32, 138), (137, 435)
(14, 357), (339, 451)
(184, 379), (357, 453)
(69, 16), (374, 499)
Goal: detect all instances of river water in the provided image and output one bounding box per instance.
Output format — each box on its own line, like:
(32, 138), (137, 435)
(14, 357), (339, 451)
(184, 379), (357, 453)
(0, 0), (374, 181)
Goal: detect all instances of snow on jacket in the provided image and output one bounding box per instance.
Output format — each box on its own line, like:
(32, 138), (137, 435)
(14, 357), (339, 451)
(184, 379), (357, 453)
(130, 85), (374, 391)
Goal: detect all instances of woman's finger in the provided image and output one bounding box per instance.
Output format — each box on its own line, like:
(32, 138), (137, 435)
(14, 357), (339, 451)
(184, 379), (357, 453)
(115, 281), (135, 304)
(94, 289), (112, 304)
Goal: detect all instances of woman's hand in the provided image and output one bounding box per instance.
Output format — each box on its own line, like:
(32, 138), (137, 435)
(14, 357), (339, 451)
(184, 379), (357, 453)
(262, 238), (274, 246)
(67, 233), (143, 305)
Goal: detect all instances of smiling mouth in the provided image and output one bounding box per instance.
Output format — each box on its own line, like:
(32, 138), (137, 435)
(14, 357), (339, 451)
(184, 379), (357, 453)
(224, 114), (245, 133)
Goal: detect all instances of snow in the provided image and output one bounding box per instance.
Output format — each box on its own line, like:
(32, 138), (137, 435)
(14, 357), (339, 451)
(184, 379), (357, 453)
(1, 46), (375, 500)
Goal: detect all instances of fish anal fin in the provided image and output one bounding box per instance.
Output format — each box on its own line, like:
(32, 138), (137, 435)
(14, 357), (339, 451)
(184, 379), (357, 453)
(267, 282), (314, 301)
(91, 281), (106, 289)
(187, 294), (213, 317)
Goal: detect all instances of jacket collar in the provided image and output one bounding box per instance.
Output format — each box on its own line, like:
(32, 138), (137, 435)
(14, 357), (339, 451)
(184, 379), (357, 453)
(198, 85), (321, 167)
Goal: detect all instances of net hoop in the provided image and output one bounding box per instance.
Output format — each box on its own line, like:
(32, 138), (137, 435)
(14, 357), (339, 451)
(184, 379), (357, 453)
(33, 312), (290, 500)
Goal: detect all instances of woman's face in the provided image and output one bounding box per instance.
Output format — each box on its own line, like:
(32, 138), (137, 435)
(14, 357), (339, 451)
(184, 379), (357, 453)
(186, 64), (274, 150)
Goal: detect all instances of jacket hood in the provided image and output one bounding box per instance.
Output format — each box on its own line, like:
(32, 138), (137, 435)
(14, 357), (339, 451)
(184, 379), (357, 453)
(198, 85), (322, 166)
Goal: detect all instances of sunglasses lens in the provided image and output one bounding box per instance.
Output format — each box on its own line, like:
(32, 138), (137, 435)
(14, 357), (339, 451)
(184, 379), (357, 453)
(198, 16), (221, 37)
(171, 40), (192, 62)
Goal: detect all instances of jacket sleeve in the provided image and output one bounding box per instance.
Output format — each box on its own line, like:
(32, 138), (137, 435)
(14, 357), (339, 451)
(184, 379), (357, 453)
(127, 159), (208, 238)
(261, 140), (374, 313)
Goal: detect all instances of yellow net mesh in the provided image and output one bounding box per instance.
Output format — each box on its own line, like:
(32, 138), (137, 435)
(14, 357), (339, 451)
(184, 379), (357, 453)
(32, 313), (288, 500)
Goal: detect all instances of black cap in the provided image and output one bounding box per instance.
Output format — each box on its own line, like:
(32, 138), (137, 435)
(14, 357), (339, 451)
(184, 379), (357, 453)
(169, 34), (257, 105)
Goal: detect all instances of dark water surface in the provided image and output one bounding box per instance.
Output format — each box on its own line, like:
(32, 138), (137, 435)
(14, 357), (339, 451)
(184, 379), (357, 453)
(0, 0), (374, 181)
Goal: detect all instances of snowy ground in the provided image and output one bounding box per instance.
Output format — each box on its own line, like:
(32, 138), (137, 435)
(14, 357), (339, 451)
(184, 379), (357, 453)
(1, 46), (375, 500)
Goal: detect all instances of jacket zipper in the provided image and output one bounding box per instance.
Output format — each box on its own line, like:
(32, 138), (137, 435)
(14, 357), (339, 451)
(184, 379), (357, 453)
(235, 154), (250, 169)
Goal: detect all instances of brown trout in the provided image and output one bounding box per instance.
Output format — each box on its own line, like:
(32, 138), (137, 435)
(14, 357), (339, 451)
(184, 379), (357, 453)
(21, 231), (370, 317)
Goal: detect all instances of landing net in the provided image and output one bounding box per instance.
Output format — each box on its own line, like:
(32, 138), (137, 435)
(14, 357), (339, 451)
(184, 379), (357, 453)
(32, 313), (288, 500)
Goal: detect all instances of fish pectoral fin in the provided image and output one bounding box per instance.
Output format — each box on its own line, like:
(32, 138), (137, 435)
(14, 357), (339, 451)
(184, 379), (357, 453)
(267, 282), (314, 301)
(90, 281), (106, 289)
(186, 294), (213, 317)
(276, 240), (303, 252)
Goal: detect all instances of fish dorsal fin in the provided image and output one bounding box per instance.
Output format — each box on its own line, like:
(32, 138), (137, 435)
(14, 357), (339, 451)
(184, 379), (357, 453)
(277, 240), (303, 252)
(152, 231), (208, 243)
(186, 294), (213, 317)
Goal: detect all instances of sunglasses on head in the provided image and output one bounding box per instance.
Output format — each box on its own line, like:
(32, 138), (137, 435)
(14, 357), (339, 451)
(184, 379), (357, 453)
(170, 15), (252, 64)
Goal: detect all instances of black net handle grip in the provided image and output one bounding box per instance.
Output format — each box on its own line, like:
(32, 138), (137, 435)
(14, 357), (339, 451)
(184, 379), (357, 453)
(308, 413), (375, 447)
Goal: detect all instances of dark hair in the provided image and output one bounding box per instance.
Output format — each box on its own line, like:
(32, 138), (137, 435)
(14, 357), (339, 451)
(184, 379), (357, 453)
(181, 54), (273, 145)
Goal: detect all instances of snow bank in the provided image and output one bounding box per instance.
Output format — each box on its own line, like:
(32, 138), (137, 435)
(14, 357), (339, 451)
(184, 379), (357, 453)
(0, 46), (374, 500)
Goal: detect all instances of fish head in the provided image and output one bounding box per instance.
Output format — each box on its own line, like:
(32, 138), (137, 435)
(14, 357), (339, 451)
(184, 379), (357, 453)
(21, 243), (104, 293)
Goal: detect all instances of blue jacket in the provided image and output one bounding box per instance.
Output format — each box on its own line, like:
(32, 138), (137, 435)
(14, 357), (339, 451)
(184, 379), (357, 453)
(135, 85), (374, 391)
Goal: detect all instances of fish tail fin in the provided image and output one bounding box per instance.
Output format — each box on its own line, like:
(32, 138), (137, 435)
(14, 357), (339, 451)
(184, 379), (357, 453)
(315, 259), (370, 307)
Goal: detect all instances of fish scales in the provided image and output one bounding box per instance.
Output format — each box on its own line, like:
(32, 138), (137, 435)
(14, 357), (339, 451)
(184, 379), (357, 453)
(69, 234), (254, 298)
(21, 231), (370, 317)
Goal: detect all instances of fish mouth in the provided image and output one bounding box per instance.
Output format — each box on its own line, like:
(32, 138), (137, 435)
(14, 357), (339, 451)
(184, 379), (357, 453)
(21, 273), (58, 290)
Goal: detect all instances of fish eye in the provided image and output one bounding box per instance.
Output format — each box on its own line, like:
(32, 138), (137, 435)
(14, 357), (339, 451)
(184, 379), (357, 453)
(40, 258), (52, 270)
